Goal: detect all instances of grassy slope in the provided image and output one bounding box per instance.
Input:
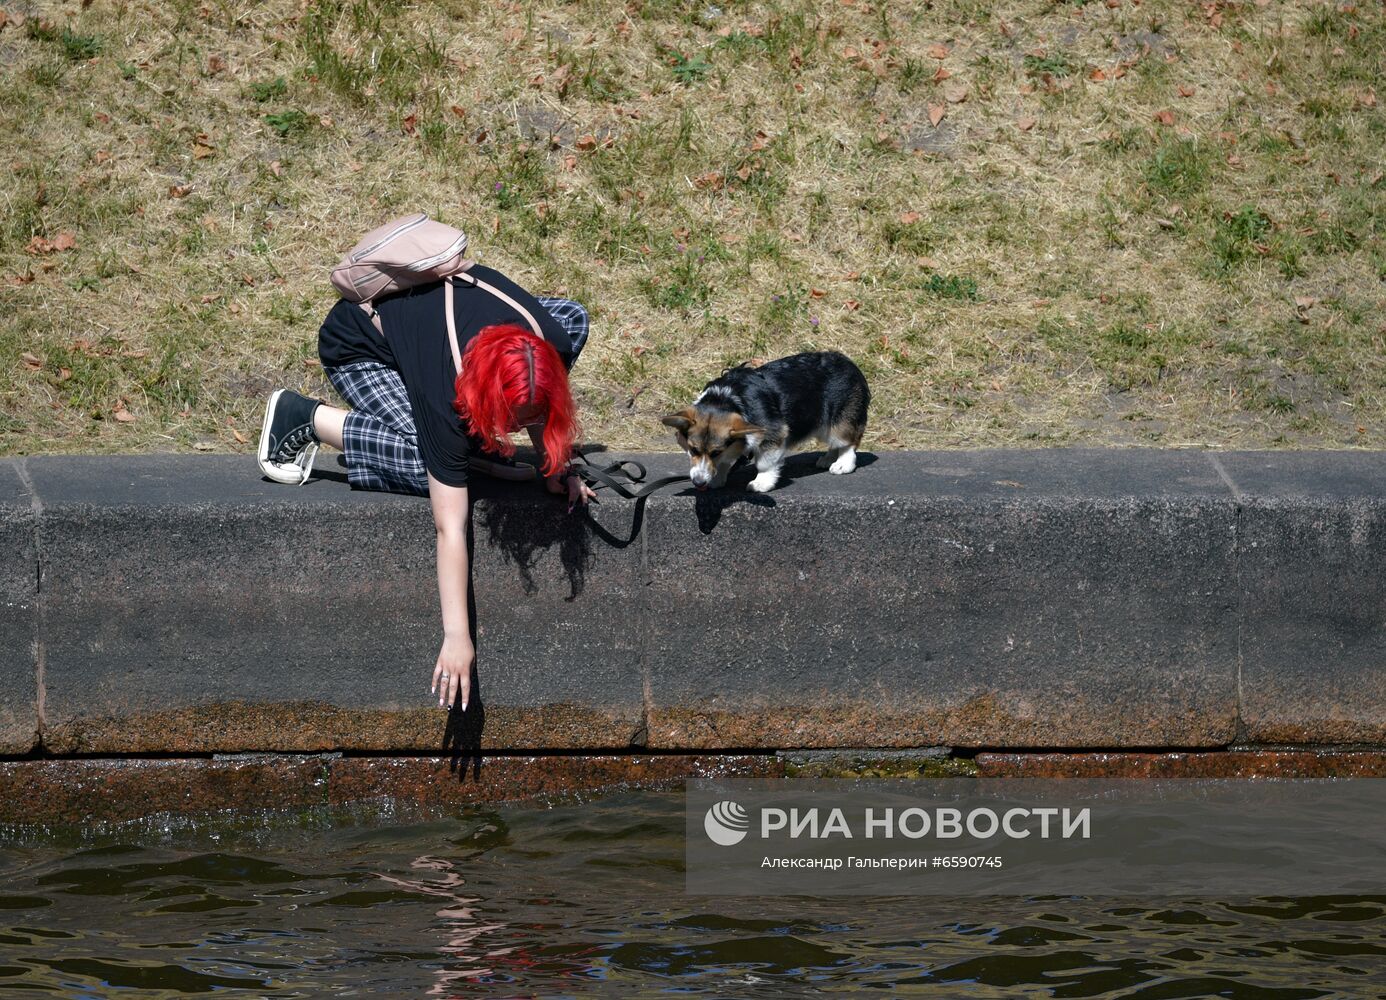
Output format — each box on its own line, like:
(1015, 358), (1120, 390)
(0, 0), (1381, 457)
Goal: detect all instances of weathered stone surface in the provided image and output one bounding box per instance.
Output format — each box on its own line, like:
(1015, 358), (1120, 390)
(976, 750), (1386, 779)
(30, 455), (643, 753)
(644, 450), (1239, 748)
(0, 461), (38, 753)
(1220, 452), (1386, 743)
(0, 755), (328, 824)
(325, 752), (782, 806)
(0, 753), (781, 824)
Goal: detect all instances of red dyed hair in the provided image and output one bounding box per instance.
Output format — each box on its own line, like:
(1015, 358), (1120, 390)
(453, 324), (579, 478)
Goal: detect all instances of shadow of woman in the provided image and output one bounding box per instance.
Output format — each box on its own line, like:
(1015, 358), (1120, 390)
(441, 488), (639, 781)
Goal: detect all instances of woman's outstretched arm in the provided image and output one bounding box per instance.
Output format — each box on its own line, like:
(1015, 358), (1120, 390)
(427, 472), (475, 711)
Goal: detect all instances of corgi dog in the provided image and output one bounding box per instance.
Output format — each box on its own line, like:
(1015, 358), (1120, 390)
(662, 351), (870, 492)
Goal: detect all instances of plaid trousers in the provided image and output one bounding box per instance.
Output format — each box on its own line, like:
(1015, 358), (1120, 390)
(324, 297), (588, 495)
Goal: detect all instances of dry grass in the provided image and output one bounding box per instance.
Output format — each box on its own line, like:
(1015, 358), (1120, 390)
(0, 0), (1382, 457)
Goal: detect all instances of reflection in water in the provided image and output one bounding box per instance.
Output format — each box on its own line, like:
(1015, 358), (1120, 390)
(375, 853), (505, 993)
(0, 791), (1382, 997)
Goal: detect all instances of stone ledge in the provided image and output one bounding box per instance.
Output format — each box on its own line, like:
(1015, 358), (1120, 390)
(0, 449), (1382, 753)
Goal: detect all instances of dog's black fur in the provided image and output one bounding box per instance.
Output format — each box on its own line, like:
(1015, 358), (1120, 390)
(664, 351), (870, 492)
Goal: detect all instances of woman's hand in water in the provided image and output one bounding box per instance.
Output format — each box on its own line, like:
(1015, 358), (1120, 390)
(431, 634), (475, 711)
(544, 468), (597, 507)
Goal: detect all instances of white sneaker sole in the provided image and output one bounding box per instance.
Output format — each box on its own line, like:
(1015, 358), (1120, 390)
(257, 388), (314, 485)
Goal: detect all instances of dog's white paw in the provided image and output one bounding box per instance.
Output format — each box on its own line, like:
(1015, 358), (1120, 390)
(829, 449), (857, 475)
(747, 472), (779, 492)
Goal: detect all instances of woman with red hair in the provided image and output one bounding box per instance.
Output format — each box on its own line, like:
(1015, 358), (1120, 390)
(257, 266), (596, 714)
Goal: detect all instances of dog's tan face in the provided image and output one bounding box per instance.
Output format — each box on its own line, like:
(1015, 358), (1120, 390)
(662, 407), (762, 489)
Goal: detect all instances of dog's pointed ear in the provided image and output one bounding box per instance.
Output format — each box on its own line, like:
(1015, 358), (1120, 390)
(727, 415), (765, 439)
(661, 409), (695, 433)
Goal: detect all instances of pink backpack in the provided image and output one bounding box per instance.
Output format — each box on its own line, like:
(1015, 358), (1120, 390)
(330, 212), (543, 370)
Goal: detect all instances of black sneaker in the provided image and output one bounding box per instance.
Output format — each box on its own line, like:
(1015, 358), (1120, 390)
(258, 389), (322, 485)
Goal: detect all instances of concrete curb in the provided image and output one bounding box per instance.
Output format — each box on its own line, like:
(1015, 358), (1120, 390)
(1, 449), (1383, 755)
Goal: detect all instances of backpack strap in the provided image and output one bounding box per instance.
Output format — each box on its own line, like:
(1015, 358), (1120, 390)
(444, 278), (461, 373)
(357, 301), (384, 335)
(457, 272), (544, 338)
(357, 274), (530, 378)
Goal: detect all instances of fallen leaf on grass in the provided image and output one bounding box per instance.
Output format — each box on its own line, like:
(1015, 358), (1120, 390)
(450, 104), (467, 117)
(57, 367), (72, 382)
(1089, 67), (1107, 82)
(13, 270), (35, 285)
(944, 85), (968, 103)
(749, 130), (771, 152)
(693, 170), (725, 190)
(575, 134), (597, 151)
(1294, 295), (1317, 309)
(207, 54), (225, 73)
(926, 43), (950, 59)
(917, 255), (939, 269)
(20, 352), (42, 370)
(843, 299), (861, 311)
(113, 406), (137, 423)
(401, 112), (417, 136)
(1177, 84), (1196, 97)
(169, 184), (192, 198)
(809, 287), (826, 298)
(899, 211), (923, 224)
(1153, 109), (1174, 125)
(268, 160), (281, 177)
(932, 66), (951, 82)
(1017, 116), (1036, 131)
(231, 428), (248, 444)
(26, 232), (76, 254)
(928, 104), (945, 127)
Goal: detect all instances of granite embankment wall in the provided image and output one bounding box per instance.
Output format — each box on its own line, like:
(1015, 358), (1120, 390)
(1, 449), (1383, 820)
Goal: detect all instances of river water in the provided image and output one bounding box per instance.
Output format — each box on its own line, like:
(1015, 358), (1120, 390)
(0, 789), (1382, 997)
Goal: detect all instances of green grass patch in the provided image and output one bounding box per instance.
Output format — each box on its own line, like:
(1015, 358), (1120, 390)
(248, 77), (288, 103)
(264, 109), (311, 137)
(920, 273), (979, 301)
(1143, 137), (1214, 198)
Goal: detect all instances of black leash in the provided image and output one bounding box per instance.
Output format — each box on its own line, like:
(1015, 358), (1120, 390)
(563, 457), (691, 546)
(570, 456), (691, 500)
